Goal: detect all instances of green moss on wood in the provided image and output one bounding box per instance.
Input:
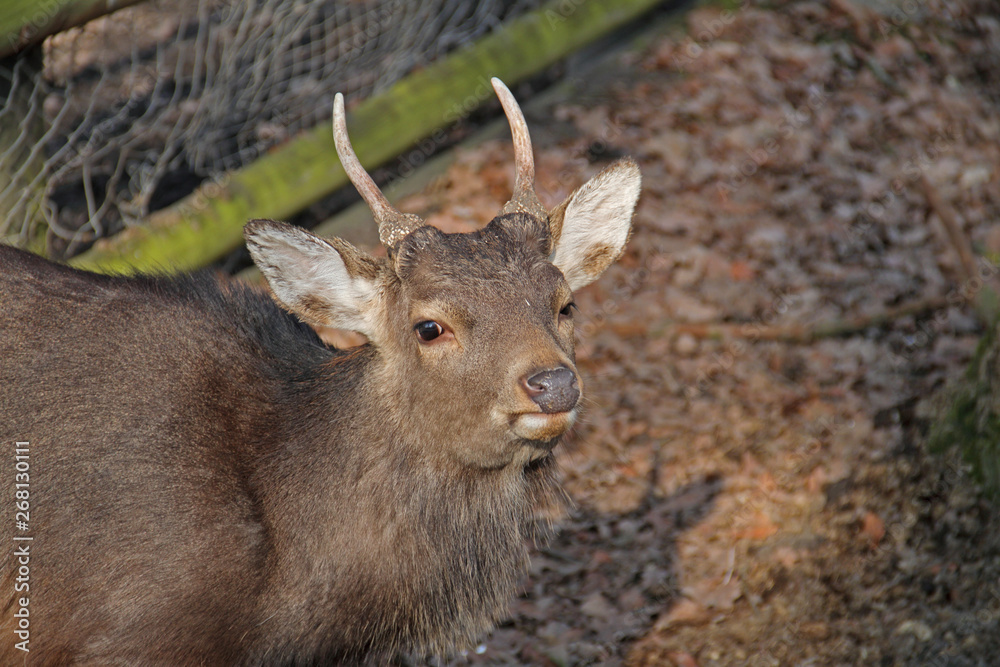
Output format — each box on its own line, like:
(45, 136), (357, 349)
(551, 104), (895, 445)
(69, 0), (667, 275)
(1, 0), (146, 58)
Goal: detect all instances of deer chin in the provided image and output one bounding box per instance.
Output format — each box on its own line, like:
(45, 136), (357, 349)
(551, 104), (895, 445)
(510, 409), (577, 442)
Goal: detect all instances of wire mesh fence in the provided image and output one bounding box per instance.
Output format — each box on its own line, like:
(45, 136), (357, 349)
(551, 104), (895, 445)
(0, 0), (544, 258)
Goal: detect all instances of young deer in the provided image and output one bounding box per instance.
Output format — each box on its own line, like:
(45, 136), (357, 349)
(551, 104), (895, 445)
(0, 78), (640, 664)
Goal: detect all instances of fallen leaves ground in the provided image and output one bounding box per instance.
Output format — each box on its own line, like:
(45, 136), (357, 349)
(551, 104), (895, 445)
(397, 1), (1000, 665)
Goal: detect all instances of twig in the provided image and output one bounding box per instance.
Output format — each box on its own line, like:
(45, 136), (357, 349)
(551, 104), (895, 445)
(922, 174), (1000, 324)
(830, 0), (874, 47)
(862, 53), (904, 93)
(671, 295), (950, 344)
(922, 173), (978, 285)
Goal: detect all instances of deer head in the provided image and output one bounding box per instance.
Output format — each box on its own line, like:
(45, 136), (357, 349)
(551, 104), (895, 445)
(0, 79), (643, 664)
(245, 78), (640, 470)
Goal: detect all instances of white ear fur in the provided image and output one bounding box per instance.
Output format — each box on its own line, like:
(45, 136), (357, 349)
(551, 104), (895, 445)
(550, 159), (641, 291)
(244, 220), (379, 337)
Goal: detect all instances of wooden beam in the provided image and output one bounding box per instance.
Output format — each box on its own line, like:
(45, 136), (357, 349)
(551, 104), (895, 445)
(1, 0), (147, 58)
(69, 0), (669, 274)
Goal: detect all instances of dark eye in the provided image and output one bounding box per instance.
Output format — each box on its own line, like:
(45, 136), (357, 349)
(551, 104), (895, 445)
(559, 302), (576, 318)
(414, 320), (444, 342)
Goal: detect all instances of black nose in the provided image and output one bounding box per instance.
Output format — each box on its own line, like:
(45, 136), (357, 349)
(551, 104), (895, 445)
(522, 367), (580, 414)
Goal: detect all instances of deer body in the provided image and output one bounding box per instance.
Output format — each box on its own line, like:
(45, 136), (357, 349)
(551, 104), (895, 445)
(0, 79), (639, 664)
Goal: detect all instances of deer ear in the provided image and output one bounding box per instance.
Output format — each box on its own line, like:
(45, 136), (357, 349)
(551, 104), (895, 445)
(548, 158), (641, 291)
(244, 220), (381, 336)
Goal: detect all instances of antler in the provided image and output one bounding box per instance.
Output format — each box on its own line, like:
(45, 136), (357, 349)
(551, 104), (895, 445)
(491, 78), (547, 222)
(333, 93), (423, 249)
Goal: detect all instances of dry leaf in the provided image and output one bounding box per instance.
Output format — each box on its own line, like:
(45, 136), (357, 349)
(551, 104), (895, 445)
(861, 511), (885, 548)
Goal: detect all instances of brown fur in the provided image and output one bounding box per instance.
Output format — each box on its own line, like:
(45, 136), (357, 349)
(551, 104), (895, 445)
(0, 141), (639, 664)
(0, 214), (568, 665)
(581, 243), (618, 279)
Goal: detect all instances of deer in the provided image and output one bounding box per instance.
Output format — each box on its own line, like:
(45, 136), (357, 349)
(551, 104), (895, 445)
(0, 78), (640, 665)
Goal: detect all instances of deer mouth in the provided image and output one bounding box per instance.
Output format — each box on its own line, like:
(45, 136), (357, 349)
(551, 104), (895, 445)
(510, 409), (578, 441)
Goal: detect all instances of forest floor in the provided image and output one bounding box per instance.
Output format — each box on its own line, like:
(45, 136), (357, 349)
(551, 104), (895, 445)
(392, 1), (1000, 665)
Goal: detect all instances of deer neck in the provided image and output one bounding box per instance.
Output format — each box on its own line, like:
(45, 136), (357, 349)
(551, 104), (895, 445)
(251, 345), (558, 659)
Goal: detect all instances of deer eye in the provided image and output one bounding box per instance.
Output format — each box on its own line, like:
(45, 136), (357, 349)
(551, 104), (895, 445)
(414, 320), (444, 342)
(559, 302), (576, 319)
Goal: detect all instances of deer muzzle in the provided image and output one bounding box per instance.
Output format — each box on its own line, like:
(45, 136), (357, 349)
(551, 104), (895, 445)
(522, 367), (580, 414)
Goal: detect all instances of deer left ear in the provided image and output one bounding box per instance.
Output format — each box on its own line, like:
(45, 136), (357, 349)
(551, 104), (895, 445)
(548, 158), (641, 291)
(244, 219), (383, 338)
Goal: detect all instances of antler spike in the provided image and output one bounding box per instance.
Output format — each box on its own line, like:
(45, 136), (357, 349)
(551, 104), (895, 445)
(491, 78), (547, 221)
(333, 93), (423, 249)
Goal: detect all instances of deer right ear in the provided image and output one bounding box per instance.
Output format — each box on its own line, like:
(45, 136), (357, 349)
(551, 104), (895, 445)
(548, 158), (641, 291)
(244, 220), (382, 337)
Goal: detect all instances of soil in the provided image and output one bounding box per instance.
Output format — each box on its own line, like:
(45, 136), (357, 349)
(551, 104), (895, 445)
(388, 2), (1000, 665)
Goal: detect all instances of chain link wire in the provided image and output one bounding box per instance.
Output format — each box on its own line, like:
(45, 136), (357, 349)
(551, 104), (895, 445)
(0, 0), (542, 257)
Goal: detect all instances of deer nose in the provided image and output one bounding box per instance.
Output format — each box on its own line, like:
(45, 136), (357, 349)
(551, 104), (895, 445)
(522, 367), (580, 414)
